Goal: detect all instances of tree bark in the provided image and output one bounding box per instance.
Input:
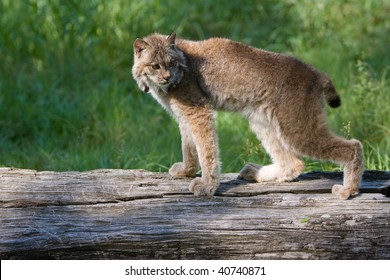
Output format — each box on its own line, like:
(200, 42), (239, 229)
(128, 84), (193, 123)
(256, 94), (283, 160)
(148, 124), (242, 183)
(0, 167), (389, 259)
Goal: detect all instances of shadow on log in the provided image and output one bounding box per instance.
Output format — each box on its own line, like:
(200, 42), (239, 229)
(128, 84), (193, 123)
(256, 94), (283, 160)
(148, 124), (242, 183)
(0, 167), (389, 259)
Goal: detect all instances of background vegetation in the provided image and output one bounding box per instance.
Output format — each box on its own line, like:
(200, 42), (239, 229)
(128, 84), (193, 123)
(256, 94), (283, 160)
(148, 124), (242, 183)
(0, 0), (389, 172)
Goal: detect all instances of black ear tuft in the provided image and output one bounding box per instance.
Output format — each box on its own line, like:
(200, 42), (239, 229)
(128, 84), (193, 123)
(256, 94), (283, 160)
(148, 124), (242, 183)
(167, 31), (176, 46)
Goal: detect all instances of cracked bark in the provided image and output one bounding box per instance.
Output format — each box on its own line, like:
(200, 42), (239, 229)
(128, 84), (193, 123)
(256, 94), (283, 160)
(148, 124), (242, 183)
(0, 167), (389, 259)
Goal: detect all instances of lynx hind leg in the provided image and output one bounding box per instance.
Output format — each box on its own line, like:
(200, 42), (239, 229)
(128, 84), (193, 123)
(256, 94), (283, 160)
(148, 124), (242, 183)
(296, 133), (363, 200)
(240, 120), (305, 182)
(244, 151), (304, 183)
(239, 163), (262, 182)
(330, 139), (363, 199)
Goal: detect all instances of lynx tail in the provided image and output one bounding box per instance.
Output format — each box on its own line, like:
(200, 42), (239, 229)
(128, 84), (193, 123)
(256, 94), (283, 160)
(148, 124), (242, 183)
(320, 73), (341, 108)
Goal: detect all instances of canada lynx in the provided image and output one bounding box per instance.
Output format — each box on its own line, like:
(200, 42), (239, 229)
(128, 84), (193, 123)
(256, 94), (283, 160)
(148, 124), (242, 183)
(132, 32), (363, 199)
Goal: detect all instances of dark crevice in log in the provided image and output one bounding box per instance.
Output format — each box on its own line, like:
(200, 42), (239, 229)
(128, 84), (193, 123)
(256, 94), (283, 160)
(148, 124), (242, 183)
(0, 195), (168, 209)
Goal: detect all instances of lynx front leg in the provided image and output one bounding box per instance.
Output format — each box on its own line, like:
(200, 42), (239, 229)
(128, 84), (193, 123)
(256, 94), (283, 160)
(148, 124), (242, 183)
(181, 108), (220, 196)
(169, 122), (199, 177)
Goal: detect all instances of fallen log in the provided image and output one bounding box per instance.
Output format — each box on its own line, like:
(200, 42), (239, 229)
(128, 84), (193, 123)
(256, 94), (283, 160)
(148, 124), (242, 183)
(0, 167), (389, 259)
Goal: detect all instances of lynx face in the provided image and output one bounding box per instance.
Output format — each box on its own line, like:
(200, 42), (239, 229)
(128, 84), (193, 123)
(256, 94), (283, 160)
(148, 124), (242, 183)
(132, 33), (186, 93)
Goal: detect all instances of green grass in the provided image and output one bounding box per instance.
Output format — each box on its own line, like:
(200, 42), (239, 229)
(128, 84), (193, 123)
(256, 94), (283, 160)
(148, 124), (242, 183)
(0, 0), (389, 172)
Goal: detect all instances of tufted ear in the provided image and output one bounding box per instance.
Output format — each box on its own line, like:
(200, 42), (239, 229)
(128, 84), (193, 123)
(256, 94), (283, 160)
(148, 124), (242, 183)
(167, 31), (176, 46)
(134, 38), (149, 56)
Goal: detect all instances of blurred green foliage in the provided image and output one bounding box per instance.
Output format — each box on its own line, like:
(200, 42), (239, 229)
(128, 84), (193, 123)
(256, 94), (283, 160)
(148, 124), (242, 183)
(0, 0), (389, 171)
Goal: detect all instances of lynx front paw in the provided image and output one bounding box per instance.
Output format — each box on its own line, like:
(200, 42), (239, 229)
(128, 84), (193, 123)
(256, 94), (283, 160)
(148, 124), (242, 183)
(169, 162), (197, 178)
(238, 163), (262, 181)
(189, 177), (217, 196)
(332, 184), (359, 200)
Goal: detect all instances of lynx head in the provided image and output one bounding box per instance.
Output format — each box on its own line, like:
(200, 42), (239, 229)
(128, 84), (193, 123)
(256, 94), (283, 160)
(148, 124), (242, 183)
(132, 32), (186, 93)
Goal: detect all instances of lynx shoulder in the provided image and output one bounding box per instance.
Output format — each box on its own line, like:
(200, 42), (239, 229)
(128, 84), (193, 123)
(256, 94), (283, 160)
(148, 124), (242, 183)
(132, 32), (363, 200)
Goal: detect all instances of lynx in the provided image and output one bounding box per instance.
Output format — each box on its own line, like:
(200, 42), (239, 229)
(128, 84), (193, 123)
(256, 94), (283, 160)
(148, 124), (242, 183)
(132, 32), (363, 200)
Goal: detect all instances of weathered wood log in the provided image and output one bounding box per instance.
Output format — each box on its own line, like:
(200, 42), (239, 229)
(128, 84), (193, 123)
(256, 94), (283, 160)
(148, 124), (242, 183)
(0, 167), (389, 259)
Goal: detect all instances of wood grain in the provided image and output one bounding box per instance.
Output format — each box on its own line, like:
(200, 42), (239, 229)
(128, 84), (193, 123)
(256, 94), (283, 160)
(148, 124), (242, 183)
(0, 168), (389, 259)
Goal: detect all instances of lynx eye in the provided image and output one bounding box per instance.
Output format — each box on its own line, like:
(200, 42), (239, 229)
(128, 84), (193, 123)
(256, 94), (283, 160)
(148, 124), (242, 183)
(151, 64), (160, 70)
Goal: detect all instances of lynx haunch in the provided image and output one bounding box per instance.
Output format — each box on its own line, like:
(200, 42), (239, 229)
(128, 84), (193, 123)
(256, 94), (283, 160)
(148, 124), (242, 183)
(132, 32), (363, 200)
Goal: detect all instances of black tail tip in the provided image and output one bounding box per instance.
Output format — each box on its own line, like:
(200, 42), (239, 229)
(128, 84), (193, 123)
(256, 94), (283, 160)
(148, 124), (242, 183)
(328, 96), (341, 108)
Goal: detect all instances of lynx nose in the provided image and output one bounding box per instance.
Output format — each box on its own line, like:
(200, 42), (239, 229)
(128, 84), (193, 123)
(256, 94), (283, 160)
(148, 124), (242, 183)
(162, 73), (171, 82)
(161, 68), (171, 82)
